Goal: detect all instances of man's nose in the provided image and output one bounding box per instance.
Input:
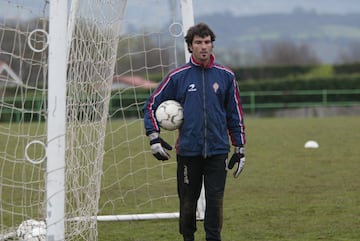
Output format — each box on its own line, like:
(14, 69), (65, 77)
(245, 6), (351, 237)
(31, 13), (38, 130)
(200, 43), (207, 48)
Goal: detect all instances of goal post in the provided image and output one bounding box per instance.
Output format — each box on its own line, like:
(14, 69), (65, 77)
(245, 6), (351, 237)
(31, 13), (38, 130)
(180, 0), (206, 221)
(46, 0), (67, 240)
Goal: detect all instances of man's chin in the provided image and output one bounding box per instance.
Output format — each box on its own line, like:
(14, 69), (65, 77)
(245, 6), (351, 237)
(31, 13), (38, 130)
(199, 55), (209, 61)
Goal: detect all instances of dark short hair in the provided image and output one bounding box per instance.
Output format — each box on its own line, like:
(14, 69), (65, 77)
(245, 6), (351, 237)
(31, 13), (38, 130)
(184, 23), (216, 53)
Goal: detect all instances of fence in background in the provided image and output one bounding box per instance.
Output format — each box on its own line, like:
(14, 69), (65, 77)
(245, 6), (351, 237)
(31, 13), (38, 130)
(240, 89), (360, 115)
(1, 89), (360, 122)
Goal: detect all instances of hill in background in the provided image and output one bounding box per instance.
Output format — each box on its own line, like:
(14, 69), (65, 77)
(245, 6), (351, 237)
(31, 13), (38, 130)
(197, 8), (360, 66)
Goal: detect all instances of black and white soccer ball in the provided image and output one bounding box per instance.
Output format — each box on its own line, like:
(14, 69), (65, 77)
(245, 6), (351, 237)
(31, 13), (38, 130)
(155, 100), (183, 131)
(16, 219), (46, 241)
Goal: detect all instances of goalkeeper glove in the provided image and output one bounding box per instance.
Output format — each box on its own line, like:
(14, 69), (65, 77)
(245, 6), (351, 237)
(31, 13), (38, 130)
(148, 132), (172, 161)
(227, 145), (245, 178)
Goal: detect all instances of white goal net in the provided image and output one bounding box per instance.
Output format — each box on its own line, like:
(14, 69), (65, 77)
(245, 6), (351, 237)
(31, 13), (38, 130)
(0, 1), (50, 239)
(98, 0), (188, 221)
(0, 0), (196, 240)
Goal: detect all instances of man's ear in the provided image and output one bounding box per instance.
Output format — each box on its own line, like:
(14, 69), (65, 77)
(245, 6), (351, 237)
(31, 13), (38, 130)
(188, 44), (193, 53)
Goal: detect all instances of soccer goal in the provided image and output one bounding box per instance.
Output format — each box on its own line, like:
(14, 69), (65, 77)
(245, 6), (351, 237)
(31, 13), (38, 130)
(0, 0), (203, 240)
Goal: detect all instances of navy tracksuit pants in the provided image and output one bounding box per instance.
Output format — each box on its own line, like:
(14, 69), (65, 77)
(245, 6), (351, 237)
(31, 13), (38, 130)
(177, 154), (228, 241)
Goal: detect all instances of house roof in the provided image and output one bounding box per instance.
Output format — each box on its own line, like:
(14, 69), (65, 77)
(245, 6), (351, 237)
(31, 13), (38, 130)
(0, 61), (159, 90)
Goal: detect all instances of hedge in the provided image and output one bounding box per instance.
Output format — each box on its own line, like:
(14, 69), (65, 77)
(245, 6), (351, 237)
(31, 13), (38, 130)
(233, 63), (360, 81)
(238, 75), (360, 92)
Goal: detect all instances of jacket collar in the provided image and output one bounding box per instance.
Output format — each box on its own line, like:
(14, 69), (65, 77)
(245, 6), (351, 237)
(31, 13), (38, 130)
(190, 54), (215, 68)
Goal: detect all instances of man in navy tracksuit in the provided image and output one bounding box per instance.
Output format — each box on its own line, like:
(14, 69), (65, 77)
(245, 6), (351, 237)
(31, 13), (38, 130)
(143, 23), (246, 241)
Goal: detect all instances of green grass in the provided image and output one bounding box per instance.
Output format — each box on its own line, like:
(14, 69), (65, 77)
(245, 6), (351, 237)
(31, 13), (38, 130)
(1, 116), (359, 240)
(98, 116), (360, 241)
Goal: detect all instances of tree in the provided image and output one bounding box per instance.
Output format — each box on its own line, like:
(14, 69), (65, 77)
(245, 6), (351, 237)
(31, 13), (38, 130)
(260, 40), (320, 66)
(338, 41), (360, 64)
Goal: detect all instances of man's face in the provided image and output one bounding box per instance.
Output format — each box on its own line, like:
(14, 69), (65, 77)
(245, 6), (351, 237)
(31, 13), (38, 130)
(189, 35), (213, 63)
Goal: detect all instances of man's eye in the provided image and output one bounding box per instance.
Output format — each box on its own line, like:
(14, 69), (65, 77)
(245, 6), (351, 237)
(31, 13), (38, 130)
(194, 41), (210, 45)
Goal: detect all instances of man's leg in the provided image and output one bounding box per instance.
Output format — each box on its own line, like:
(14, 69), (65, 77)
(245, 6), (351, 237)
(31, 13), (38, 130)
(177, 155), (203, 241)
(203, 154), (227, 241)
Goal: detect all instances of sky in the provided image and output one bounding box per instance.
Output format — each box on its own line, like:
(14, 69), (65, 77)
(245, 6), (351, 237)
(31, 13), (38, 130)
(2, 1), (359, 20)
(192, 0), (360, 17)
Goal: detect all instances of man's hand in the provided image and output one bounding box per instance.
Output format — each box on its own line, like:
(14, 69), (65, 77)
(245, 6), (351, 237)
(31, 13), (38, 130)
(227, 145), (245, 178)
(148, 132), (172, 161)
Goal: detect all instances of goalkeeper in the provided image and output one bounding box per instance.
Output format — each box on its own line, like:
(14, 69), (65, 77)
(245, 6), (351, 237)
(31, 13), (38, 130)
(143, 23), (246, 241)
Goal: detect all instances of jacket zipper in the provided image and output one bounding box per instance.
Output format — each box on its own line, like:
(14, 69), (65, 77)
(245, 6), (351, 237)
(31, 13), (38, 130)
(202, 68), (207, 158)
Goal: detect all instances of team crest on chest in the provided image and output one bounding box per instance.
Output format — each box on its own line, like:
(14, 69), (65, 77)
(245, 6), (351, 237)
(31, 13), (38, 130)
(213, 82), (219, 93)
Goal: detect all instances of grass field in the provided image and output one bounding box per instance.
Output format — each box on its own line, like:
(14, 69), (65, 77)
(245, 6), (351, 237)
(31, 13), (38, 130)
(98, 116), (360, 241)
(1, 116), (359, 240)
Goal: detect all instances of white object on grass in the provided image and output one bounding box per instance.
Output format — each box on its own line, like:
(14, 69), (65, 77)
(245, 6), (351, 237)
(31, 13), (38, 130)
(304, 140), (319, 149)
(16, 219), (46, 241)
